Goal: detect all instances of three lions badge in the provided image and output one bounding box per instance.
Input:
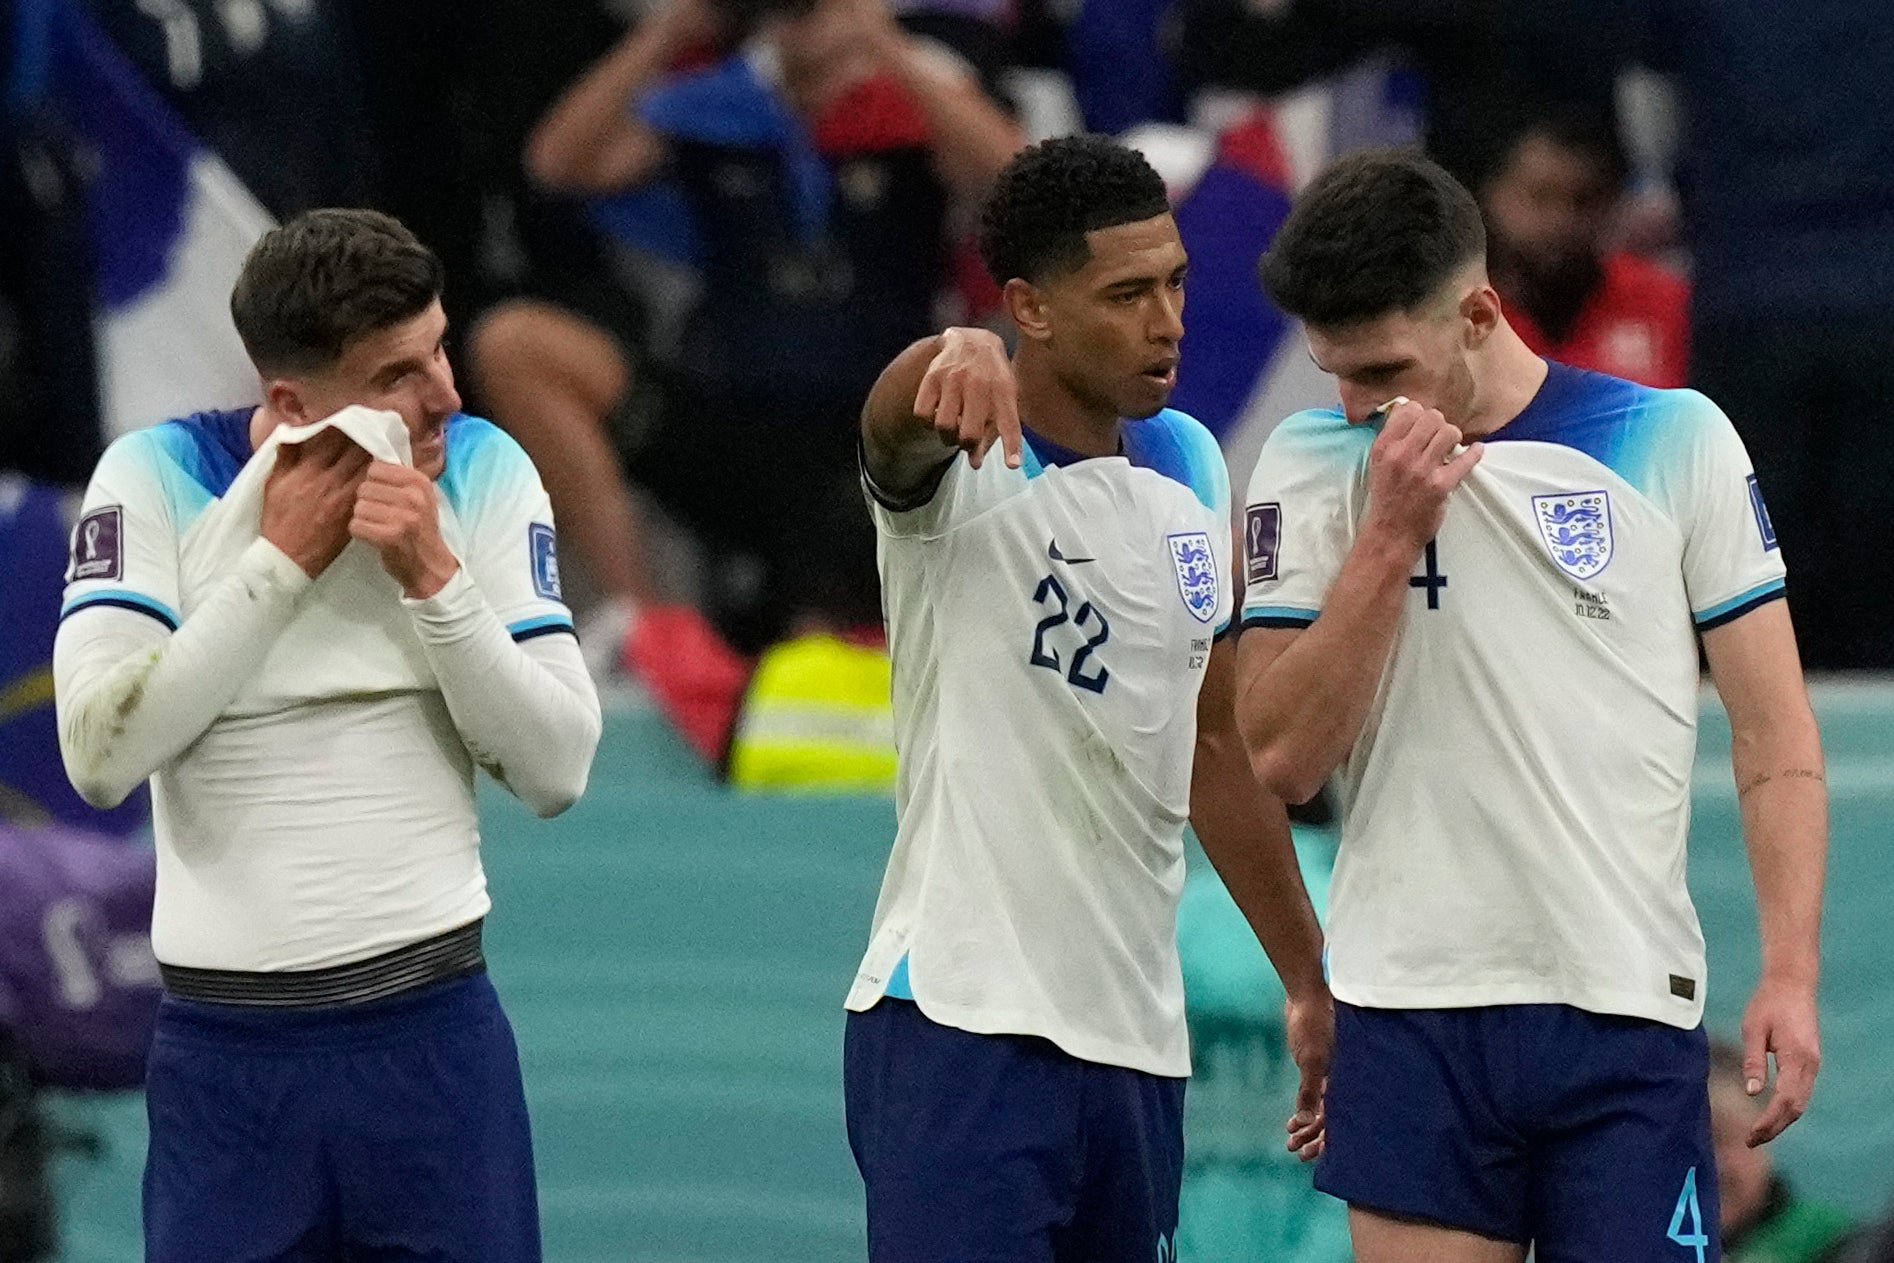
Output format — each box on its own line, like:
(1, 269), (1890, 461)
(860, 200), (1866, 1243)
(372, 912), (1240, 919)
(1167, 531), (1219, 624)
(1533, 491), (1614, 581)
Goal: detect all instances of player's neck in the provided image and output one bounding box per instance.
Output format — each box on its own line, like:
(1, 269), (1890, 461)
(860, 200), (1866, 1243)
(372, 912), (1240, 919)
(1014, 354), (1123, 458)
(1460, 323), (1550, 441)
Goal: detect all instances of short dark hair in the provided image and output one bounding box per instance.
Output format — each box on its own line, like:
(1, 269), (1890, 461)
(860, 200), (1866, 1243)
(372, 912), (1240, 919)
(978, 134), (1173, 286)
(230, 208), (445, 376)
(1492, 101), (1631, 191)
(1259, 148), (1486, 327)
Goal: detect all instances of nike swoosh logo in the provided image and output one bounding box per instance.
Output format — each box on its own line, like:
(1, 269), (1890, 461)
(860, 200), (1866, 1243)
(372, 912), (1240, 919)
(1048, 538), (1095, 564)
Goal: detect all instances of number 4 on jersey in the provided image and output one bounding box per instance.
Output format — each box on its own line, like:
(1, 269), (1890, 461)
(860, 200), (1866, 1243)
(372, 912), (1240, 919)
(1667, 1166), (1709, 1263)
(1409, 540), (1448, 609)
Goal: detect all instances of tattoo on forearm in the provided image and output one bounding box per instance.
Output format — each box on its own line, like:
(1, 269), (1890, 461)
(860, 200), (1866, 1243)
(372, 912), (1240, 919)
(1738, 768), (1826, 798)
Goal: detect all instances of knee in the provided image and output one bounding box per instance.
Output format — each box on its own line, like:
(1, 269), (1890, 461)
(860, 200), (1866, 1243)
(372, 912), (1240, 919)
(466, 300), (630, 420)
(466, 301), (566, 388)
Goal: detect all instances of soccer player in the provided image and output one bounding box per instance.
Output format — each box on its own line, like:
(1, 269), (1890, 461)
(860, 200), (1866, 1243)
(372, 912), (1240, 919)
(52, 209), (602, 1261)
(1236, 150), (1826, 1263)
(845, 134), (1332, 1262)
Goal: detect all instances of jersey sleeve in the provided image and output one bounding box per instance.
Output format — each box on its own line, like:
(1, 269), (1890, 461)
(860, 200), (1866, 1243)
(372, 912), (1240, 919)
(60, 430), (183, 632)
(448, 421), (575, 643)
(1668, 391), (1788, 630)
(862, 444), (1025, 540)
(1240, 411), (1365, 630)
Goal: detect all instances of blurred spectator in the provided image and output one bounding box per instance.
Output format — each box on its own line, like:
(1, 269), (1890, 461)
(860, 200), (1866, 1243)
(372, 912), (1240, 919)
(1711, 1038), (1856, 1263)
(1480, 105), (1688, 387)
(469, 0), (1021, 755)
(1633, 0), (1894, 670)
(1175, 831), (1349, 1262)
(1177, 0), (1635, 190)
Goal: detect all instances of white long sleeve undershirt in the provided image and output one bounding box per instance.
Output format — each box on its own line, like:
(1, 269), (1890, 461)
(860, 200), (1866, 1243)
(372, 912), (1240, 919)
(54, 540), (600, 818)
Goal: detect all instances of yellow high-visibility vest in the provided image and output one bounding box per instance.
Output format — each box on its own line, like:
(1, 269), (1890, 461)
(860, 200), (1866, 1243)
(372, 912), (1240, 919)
(727, 633), (896, 792)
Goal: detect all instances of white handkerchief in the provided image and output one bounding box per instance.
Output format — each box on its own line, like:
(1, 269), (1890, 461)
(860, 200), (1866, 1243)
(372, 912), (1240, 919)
(272, 404), (412, 468)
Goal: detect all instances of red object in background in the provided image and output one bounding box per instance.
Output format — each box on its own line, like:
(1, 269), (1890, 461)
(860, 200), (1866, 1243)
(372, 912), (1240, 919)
(623, 606), (753, 764)
(1508, 252), (1691, 389)
(951, 237), (1004, 322)
(811, 72), (932, 154)
(1216, 108), (1292, 190)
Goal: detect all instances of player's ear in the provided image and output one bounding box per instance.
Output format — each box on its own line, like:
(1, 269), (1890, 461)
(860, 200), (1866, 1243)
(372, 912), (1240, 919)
(1004, 278), (1054, 344)
(264, 378), (315, 428)
(1460, 282), (1503, 350)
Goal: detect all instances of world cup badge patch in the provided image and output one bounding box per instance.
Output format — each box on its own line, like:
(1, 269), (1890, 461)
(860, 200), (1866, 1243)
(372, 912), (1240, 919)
(1245, 503), (1281, 584)
(71, 505), (123, 582)
(529, 523), (562, 600)
(1168, 531), (1219, 624)
(1533, 491), (1614, 580)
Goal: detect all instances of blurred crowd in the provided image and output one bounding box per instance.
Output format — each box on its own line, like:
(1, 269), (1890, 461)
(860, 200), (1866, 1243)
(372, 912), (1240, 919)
(4, 0), (1894, 1257)
(4, 0), (1892, 723)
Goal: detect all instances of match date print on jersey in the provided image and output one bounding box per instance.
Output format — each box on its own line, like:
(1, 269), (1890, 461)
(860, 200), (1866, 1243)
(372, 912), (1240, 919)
(1574, 587), (1612, 621)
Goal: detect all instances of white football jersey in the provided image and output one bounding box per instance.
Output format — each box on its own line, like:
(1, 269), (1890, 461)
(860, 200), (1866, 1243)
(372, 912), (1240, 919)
(1242, 363), (1787, 1029)
(846, 410), (1232, 1078)
(59, 409), (574, 970)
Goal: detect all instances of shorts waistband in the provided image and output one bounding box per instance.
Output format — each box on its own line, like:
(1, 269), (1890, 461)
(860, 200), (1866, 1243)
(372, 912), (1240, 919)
(159, 919), (485, 1009)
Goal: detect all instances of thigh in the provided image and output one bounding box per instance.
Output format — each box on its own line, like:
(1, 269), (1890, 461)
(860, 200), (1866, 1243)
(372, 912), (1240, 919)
(845, 999), (1079, 1263)
(330, 977), (541, 1263)
(1528, 1013), (1718, 1263)
(1350, 1206), (1531, 1263)
(1315, 1004), (1530, 1245)
(143, 1004), (335, 1263)
(1054, 1066), (1185, 1263)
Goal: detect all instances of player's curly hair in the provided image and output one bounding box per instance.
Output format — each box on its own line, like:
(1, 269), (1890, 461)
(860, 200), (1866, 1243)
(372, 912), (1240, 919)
(978, 134), (1173, 286)
(230, 208), (444, 377)
(1260, 148), (1486, 328)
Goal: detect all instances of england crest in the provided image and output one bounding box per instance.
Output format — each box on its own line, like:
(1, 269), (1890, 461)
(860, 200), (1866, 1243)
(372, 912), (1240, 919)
(1167, 531), (1219, 624)
(1532, 491), (1614, 581)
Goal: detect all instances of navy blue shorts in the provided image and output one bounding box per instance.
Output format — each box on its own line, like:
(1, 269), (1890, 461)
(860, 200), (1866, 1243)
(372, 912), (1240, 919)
(1317, 1003), (1720, 1263)
(144, 973), (539, 1262)
(845, 998), (1186, 1263)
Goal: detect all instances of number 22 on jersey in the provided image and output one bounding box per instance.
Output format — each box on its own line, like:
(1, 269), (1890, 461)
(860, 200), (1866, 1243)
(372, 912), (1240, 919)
(1028, 573), (1111, 694)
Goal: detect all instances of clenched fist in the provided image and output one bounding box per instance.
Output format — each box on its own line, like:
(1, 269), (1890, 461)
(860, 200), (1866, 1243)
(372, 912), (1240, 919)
(1361, 398), (1483, 555)
(350, 462), (460, 599)
(263, 428), (372, 580)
